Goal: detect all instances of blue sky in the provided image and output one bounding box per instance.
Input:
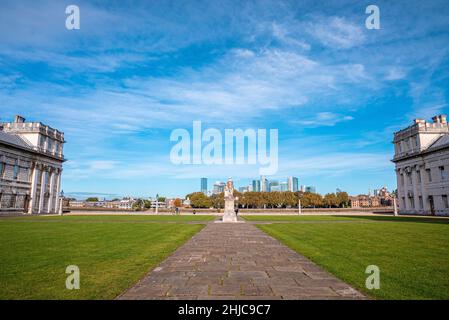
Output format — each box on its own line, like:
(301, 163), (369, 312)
(1, 0), (449, 199)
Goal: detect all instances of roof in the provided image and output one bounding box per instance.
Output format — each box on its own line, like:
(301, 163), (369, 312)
(427, 134), (449, 152)
(0, 131), (33, 150)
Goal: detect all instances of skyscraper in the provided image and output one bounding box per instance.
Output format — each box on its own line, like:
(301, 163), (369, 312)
(200, 178), (207, 194)
(213, 181), (226, 194)
(260, 175), (268, 192)
(280, 182), (288, 191)
(287, 177), (299, 192)
(269, 180), (279, 192)
(252, 180), (261, 192)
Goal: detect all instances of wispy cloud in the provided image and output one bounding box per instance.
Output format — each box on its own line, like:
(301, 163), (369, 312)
(292, 112), (354, 128)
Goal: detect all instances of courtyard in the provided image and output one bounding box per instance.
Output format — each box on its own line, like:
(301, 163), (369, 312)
(0, 214), (448, 299)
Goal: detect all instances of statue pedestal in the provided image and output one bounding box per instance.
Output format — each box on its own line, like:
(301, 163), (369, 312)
(222, 198), (238, 222)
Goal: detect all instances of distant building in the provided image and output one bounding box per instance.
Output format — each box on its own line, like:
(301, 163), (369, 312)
(0, 115), (65, 214)
(252, 180), (261, 192)
(300, 185), (305, 192)
(119, 198), (135, 210)
(305, 186), (316, 193)
(280, 182), (288, 191)
(238, 186), (249, 193)
(200, 177), (207, 194)
(260, 175), (268, 192)
(213, 181), (226, 194)
(287, 176), (299, 192)
(350, 195), (381, 208)
(269, 180), (279, 192)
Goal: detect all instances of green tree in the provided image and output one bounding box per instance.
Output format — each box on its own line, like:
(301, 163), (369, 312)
(85, 197), (99, 202)
(301, 192), (323, 207)
(210, 193), (224, 208)
(186, 192), (212, 208)
(336, 191), (349, 207)
(323, 193), (338, 208)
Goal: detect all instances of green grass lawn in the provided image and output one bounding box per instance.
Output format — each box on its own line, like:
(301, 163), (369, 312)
(255, 215), (449, 299)
(1, 214), (216, 222)
(0, 215), (206, 299)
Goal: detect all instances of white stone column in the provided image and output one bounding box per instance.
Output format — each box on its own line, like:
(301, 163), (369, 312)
(38, 166), (47, 214)
(395, 169), (401, 209)
(47, 168), (55, 213)
(419, 166), (429, 213)
(28, 163), (39, 214)
(54, 169), (62, 214)
(412, 167), (420, 212)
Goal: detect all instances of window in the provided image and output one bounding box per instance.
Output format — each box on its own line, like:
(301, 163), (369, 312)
(426, 169), (432, 182)
(414, 136), (418, 147)
(47, 139), (53, 152)
(417, 170), (421, 183)
(409, 196), (414, 208)
(443, 195), (449, 209)
(419, 196), (423, 209)
(402, 197), (406, 208)
(400, 173), (404, 186)
(0, 162), (4, 178)
(407, 172), (412, 185)
(13, 161), (19, 180)
(439, 166), (448, 181)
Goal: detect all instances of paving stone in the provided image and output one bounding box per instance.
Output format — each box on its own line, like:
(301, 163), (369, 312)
(118, 221), (365, 300)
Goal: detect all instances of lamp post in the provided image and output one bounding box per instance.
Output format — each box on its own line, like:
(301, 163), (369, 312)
(298, 198), (302, 215)
(155, 193), (159, 215)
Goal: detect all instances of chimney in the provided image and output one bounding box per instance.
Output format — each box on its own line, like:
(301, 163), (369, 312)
(414, 119), (425, 124)
(439, 114), (447, 124)
(432, 115), (440, 123)
(14, 115), (25, 123)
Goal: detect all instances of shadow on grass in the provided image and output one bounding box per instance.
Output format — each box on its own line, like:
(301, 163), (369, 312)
(337, 215), (449, 225)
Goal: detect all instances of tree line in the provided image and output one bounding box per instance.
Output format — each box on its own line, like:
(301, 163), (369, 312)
(185, 191), (350, 209)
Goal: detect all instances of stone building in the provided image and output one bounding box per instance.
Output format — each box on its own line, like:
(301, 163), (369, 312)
(0, 115), (65, 214)
(349, 195), (381, 208)
(392, 114), (449, 215)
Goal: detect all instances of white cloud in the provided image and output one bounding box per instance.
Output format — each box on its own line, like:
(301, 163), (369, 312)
(293, 112), (354, 127)
(385, 67), (406, 81)
(307, 16), (365, 49)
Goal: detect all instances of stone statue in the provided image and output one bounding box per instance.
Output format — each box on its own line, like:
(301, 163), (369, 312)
(222, 177), (238, 222)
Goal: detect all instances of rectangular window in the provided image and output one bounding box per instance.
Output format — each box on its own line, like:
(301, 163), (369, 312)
(408, 172), (412, 185)
(0, 162), (4, 178)
(402, 197), (406, 208)
(419, 196), (423, 209)
(417, 170), (421, 183)
(439, 166), (448, 181)
(409, 196), (414, 208)
(443, 195), (449, 209)
(13, 161), (19, 180)
(400, 173), (404, 186)
(426, 169), (432, 182)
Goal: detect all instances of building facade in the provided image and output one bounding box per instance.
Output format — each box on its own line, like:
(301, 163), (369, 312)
(287, 176), (299, 192)
(0, 116), (65, 214)
(392, 115), (449, 215)
(200, 177), (207, 194)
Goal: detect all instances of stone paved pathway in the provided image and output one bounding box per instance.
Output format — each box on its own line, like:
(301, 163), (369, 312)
(118, 221), (366, 300)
